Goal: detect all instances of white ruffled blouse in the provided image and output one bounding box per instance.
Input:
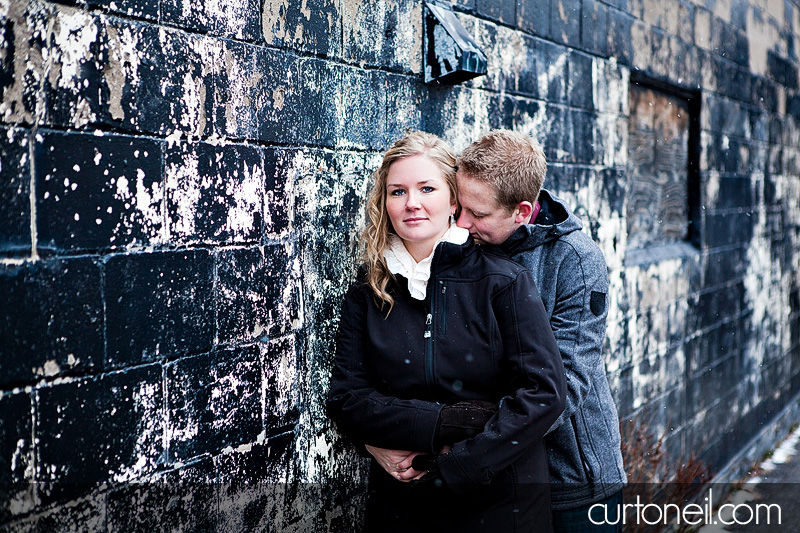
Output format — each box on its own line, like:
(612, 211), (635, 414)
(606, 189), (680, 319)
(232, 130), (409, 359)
(383, 223), (469, 300)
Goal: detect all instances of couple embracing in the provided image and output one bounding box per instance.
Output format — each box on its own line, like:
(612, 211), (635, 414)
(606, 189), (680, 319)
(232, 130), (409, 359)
(327, 130), (627, 532)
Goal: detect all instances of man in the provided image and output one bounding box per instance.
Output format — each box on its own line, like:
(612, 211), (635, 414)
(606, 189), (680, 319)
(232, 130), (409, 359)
(456, 129), (626, 531)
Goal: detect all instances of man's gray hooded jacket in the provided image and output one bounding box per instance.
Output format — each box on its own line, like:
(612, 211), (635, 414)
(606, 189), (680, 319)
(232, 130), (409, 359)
(501, 189), (627, 510)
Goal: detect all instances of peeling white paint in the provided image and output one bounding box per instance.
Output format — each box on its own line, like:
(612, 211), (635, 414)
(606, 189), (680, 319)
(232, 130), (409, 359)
(262, 0), (290, 44)
(104, 23), (142, 122)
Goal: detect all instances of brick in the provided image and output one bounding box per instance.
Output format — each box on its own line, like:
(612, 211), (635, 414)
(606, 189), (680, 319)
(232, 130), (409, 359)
(0, 4), (47, 126)
(86, 0), (158, 20)
(705, 135), (742, 174)
(0, 16), (14, 102)
(263, 148), (294, 238)
(296, 59), (338, 147)
(216, 432), (293, 484)
(516, 0), (549, 37)
(0, 257), (103, 387)
(544, 162), (571, 193)
(477, 0), (515, 24)
(35, 131), (163, 253)
(263, 337), (299, 431)
(508, 97), (545, 137)
(39, 10), (106, 130)
(543, 40), (568, 103)
(714, 177), (755, 209)
(514, 36), (544, 98)
(480, 28), (543, 98)
(607, 8), (634, 66)
(163, 0), (260, 40)
(99, 20), (215, 137)
(678, 0), (696, 44)
(749, 108), (769, 142)
(487, 93), (516, 131)
(544, 103), (573, 163)
(704, 246), (747, 287)
(581, 0), (609, 56)
(729, 0), (748, 29)
(166, 346), (262, 461)
(571, 109), (597, 164)
(343, 1), (415, 71)
(216, 245), (298, 345)
(452, 0), (477, 9)
(215, 42), (300, 143)
(768, 50), (799, 90)
(600, 168), (626, 215)
(0, 391), (33, 521)
(105, 250), (214, 368)
(384, 74), (425, 143)
(36, 364), (162, 488)
(0, 127), (31, 256)
(612, 364), (634, 417)
(340, 67), (387, 150)
(568, 51), (594, 110)
(731, 28), (749, 67)
(297, 59), (386, 149)
(786, 91), (800, 119)
(165, 141), (264, 245)
(261, 0), (340, 56)
(704, 212), (754, 248)
(550, 0), (581, 47)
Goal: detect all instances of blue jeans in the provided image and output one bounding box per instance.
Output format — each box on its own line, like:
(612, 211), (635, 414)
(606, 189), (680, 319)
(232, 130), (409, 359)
(552, 490), (623, 533)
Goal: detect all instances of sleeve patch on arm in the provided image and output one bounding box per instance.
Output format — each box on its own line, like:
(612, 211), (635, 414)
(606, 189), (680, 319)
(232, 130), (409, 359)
(590, 291), (606, 316)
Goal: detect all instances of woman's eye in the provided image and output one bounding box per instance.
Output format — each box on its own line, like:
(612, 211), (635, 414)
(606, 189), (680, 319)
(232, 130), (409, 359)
(390, 189), (405, 196)
(421, 186), (435, 193)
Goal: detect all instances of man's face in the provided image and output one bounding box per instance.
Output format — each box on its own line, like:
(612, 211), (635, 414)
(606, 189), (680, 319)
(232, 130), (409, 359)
(456, 171), (522, 245)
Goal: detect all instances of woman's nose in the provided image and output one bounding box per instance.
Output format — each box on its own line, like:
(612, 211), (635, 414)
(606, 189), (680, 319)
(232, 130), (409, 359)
(406, 191), (421, 209)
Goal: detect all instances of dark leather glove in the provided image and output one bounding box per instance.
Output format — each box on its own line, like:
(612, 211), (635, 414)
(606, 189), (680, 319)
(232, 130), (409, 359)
(411, 453), (439, 473)
(410, 470), (444, 488)
(435, 400), (497, 447)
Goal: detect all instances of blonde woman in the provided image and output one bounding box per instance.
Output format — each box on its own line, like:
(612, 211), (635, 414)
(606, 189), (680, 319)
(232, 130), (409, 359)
(327, 131), (566, 532)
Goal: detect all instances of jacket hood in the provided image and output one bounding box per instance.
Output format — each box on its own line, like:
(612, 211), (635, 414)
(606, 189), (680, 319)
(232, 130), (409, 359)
(501, 189), (583, 255)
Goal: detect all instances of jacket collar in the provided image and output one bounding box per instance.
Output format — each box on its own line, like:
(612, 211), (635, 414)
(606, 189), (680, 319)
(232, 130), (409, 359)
(501, 189), (583, 255)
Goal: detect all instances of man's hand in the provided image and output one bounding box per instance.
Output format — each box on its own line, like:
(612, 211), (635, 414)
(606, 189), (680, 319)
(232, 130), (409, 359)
(364, 445), (428, 482)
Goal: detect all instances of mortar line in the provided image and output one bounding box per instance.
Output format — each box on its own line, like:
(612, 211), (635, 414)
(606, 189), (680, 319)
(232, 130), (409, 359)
(28, 128), (39, 261)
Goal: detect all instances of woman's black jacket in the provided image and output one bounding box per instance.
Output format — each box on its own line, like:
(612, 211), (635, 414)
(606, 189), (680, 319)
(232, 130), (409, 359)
(328, 238), (566, 489)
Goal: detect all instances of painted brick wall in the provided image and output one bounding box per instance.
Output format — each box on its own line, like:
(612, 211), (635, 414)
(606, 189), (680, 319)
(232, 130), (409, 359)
(1, 0), (799, 530)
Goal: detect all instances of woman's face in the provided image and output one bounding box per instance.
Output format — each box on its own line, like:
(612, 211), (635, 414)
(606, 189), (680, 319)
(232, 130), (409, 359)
(385, 154), (456, 262)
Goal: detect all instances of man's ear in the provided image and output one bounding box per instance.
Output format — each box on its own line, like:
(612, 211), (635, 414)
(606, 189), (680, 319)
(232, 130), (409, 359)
(514, 201), (534, 223)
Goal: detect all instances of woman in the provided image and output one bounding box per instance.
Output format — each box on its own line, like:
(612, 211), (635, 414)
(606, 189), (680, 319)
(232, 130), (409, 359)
(327, 131), (566, 532)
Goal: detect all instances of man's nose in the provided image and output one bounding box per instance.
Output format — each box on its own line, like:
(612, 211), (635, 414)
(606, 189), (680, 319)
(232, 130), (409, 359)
(456, 212), (471, 228)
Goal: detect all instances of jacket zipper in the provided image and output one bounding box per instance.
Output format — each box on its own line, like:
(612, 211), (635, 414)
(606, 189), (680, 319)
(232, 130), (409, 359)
(439, 282), (447, 336)
(423, 251), (441, 392)
(424, 312), (434, 388)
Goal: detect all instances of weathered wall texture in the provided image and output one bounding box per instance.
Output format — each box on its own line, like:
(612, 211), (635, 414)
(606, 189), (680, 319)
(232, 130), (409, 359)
(0, 0), (798, 530)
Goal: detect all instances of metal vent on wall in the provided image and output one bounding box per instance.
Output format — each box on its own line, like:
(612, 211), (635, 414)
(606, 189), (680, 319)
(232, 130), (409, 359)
(423, 1), (488, 85)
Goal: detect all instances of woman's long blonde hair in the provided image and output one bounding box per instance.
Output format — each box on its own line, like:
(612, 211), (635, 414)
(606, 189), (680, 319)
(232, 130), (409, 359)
(361, 131), (458, 312)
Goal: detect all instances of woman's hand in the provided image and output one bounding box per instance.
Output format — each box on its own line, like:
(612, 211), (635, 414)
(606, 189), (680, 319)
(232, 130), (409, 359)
(364, 445), (428, 482)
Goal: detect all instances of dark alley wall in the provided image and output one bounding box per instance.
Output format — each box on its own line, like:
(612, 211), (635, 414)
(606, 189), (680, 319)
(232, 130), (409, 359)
(1, 0), (799, 530)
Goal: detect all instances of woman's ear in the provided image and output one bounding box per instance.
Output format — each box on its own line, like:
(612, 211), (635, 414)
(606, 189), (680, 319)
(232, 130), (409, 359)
(514, 201), (534, 223)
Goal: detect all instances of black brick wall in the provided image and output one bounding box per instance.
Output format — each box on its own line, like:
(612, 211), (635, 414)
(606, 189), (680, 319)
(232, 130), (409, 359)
(1, 0), (799, 530)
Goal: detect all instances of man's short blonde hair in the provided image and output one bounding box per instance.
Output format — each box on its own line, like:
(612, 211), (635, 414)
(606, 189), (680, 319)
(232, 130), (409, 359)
(457, 129), (546, 212)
